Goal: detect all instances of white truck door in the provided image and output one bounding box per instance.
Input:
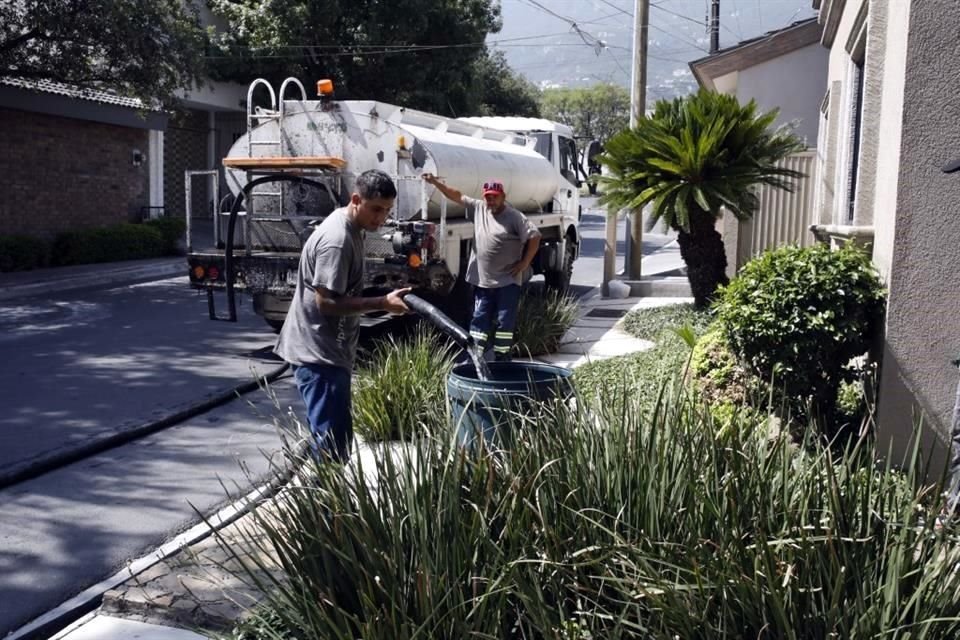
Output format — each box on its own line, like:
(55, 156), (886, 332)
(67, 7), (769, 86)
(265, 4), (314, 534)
(556, 135), (580, 216)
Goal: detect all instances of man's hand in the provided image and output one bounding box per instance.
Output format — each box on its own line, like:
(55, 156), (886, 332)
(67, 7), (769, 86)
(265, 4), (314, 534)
(383, 287), (412, 314)
(510, 260), (531, 277)
(422, 173), (439, 185)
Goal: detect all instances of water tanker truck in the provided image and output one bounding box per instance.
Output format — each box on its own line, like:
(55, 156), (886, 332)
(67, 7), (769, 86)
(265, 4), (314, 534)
(186, 78), (584, 329)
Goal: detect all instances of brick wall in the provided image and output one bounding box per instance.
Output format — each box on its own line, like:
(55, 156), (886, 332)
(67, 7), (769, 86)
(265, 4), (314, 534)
(0, 107), (149, 239)
(164, 109), (209, 218)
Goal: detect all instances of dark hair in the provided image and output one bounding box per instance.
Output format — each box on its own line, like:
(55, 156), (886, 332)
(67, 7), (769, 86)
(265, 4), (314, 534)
(354, 169), (397, 200)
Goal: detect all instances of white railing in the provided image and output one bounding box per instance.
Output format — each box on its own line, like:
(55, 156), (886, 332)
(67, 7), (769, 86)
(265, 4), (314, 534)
(735, 150), (818, 268)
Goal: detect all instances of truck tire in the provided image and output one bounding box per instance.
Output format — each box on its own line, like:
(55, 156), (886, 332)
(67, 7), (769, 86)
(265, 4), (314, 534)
(544, 239), (575, 293)
(266, 318), (285, 333)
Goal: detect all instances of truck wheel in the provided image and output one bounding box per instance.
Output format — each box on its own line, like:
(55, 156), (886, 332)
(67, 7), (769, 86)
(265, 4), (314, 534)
(588, 182), (597, 196)
(266, 318), (285, 333)
(544, 240), (574, 292)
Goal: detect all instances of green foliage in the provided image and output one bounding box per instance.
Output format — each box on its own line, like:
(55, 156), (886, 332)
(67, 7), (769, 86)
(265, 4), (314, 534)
(52, 223), (165, 266)
(471, 49), (541, 117)
(598, 89), (805, 232)
(144, 216), (186, 255)
(597, 89), (805, 307)
(715, 243), (886, 423)
(512, 288), (578, 357)
(207, 0), (512, 118)
(226, 380), (960, 638)
(539, 83), (630, 142)
(353, 325), (456, 441)
(575, 303), (712, 412)
(0, 0), (207, 108)
(622, 302), (713, 342)
(0, 235), (50, 272)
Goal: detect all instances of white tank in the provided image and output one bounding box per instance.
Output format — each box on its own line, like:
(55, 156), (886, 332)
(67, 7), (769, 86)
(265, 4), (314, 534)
(223, 100), (560, 221)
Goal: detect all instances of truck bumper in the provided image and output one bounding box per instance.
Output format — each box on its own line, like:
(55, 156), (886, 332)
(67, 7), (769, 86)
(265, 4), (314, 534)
(187, 252), (457, 296)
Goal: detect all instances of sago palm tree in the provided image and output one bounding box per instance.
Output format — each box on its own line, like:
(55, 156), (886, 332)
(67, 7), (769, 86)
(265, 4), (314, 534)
(598, 89), (805, 307)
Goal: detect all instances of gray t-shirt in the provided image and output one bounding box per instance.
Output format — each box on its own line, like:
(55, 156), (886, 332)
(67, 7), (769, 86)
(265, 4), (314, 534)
(274, 207), (364, 370)
(462, 196), (541, 288)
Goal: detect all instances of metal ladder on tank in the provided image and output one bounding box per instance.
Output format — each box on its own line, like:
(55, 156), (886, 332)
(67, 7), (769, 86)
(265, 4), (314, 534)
(238, 78), (313, 255)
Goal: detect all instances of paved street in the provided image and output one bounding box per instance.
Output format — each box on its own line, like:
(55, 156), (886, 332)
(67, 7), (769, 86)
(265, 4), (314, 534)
(571, 196), (676, 291)
(0, 279), (282, 479)
(0, 377), (302, 634)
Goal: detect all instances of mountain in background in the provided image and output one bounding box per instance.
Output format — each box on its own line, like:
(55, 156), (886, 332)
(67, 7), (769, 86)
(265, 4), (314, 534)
(491, 0), (816, 101)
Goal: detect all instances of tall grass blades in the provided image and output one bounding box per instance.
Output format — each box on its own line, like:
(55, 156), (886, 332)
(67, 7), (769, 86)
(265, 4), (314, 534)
(224, 380), (960, 639)
(352, 324), (456, 441)
(512, 288), (579, 357)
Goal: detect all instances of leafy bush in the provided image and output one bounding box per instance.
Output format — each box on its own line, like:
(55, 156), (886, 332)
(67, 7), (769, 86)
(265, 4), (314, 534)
(512, 288), (579, 357)
(52, 223), (166, 266)
(144, 216), (186, 255)
(0, 235), (50, 272)
(352, 325), (456, 441)
(715, 243), (885, 424)
(226, 381), (960, 639)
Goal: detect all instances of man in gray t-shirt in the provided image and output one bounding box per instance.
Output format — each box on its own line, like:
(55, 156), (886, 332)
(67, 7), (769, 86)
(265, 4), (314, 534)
(275, 170), (409, 462)
(422, 174), (541, 360)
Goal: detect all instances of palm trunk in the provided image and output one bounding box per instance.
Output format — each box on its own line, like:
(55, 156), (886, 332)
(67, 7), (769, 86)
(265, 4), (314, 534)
(675, 209), (728, 308)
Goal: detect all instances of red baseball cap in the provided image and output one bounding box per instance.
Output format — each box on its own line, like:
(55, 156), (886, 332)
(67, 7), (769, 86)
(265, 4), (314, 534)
(482, 180), (505, 196)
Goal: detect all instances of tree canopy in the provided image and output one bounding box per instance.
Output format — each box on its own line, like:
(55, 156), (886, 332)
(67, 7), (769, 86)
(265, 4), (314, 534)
(207, 0), (535, 117)
(0, 0), (208, 108)
(539, 83), (630, 143)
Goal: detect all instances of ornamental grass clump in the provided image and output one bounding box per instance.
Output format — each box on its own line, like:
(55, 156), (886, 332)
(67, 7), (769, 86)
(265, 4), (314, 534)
(352, 324), (456, 441)
(225, 379), (960, 639)
(512, 287), (579, 357)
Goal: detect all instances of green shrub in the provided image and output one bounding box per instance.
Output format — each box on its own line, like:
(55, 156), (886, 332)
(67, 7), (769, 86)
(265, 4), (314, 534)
(512, 288), (579, 357)
(144, 216), (186, 255)
(353, 325), (456, 441)
(575, 303), (712, 413)
(52, 223), (165, 266)
(715, 243), (885, 423)
(226, 379), (960, 638)
(0, 235), (50, 272)
(622, 302), (713, 342)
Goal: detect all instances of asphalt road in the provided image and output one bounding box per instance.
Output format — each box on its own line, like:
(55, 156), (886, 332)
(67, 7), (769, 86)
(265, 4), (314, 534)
(0, 279), (284, 478)
(0, 278), (301, 634)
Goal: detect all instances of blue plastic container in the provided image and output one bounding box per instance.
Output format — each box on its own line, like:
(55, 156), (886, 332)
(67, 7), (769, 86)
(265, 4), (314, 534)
(447, 361), (574, 450)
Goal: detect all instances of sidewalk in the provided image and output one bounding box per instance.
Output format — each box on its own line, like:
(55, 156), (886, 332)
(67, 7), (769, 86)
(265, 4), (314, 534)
(16, 246), (693, 640)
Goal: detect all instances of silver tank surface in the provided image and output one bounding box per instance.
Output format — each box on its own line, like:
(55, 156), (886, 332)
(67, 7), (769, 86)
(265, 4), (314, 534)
(224, 100), (560, 221)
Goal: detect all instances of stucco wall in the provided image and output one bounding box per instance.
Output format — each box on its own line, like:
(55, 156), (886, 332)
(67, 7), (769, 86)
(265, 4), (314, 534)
(735, 43), (828, 145)
(877, 0), (960, 468)
(871, 0), (911, 282)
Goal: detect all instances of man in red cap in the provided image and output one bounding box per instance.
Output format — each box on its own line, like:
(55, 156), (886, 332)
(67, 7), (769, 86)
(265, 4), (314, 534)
(423, 173), (541, 360)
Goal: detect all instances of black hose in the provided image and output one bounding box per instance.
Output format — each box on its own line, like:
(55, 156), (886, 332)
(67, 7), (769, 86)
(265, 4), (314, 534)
(223, 175), (329, 321)
(403, 293), (473, 350)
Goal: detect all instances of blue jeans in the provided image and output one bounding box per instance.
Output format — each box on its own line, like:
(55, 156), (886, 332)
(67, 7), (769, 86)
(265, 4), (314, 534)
(292, 363), (352, 462)
(469, 284), (521, 360)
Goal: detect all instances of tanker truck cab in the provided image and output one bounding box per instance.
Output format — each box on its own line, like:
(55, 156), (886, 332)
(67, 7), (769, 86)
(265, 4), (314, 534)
(186, 78), (581, 329)
(457, 117), (582, 290)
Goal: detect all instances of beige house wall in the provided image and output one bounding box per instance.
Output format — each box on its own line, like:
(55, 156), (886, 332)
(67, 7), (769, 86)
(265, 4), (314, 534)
(875, 0), (960, 468)
(817, 0), (960, 471)
(871, 0), (911, 282)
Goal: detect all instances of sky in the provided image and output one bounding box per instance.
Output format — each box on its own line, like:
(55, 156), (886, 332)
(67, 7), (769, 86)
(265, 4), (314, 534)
(489, 0), (818, 96)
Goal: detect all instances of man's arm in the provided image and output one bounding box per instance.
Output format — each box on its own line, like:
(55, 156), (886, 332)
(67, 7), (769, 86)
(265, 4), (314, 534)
(422, 173), (463, 204)
(510, 235), (542, 277)
(314, 287), (410, 316)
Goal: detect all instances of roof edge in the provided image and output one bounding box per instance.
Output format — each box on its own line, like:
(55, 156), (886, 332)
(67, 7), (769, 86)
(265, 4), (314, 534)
(689, 18), (823, 88)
